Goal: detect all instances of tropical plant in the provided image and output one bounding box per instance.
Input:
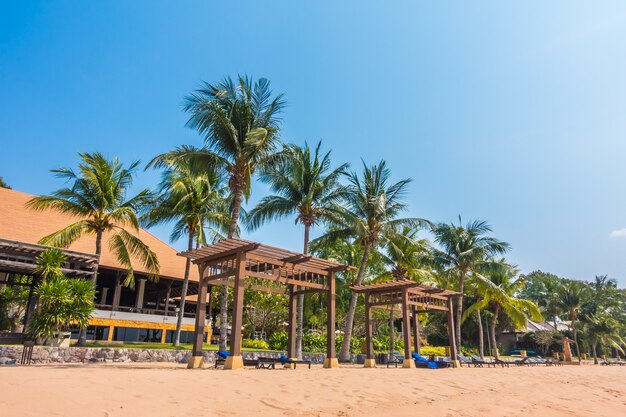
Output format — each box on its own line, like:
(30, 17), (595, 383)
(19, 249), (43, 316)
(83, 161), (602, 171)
(314, 160), (428, 361)
(432, 218), (510, 350)
(583, 313), (625, 364)
(26, 152), (160, 345)
(175, 75), (285, 350)
(0, 283), (29, 331)
(247, 141), (348, 358)
(463, 261), (542, 358)
(556, 279), (591, 360)
(31, 276), (95, 341)
(26, 152), (160, 288)
(531, 330), (563, 355)
(520, 271), (564, 329)
(143, 158), (230, 346)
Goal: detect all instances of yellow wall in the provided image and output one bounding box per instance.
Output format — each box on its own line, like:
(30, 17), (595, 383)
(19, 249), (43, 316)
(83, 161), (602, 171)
(88, 317), (211, 343)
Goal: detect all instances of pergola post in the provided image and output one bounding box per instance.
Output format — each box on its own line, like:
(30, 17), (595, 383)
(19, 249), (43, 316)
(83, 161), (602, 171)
(163, 281), (172, 316)
(446, 297), (460, 368)
(225, 253), (246, 370)
(188, 267), (208, 369)
(412, 306), (420, 355)
(401, 288), (415, 368)
(111, 273), (122, 311)
(364, 293), (376, 368)
(286, 285), (297, 366)
(323, 271), (338, 368)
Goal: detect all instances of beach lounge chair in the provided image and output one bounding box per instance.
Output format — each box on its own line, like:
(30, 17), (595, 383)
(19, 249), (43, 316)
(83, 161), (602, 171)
(276, 355), (312, 369)
(214, 351), (259, 368)
(514, 357), (531, 366)
(470, 355), (496, 368)
(607, 358), (626, 366)
(412, 353), (449, 369)
(386, 352), (404, 368)
(457, 354), (474, 367)
(494, 358), (517, 367)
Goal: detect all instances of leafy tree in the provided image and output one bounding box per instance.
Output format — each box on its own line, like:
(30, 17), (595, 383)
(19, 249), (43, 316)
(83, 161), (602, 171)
(463, 261), (542, 358)
(247, 141), (347, 358)
(0, 283), (29, 331)
(26, 152), (159, 345)
(144, 159), (230, 346)
(556, 279), (591, 360)
(0, 176), (11, 189)
(520, 271), (564, 329)
(432, 218), (509, 350)
(584, 313), (625, 364)
(315, 160), (428, 361)
(179, 75), (286, 351)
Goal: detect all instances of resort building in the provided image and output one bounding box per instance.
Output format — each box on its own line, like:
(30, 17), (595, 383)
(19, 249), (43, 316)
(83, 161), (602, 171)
(0, 187), (209, 344)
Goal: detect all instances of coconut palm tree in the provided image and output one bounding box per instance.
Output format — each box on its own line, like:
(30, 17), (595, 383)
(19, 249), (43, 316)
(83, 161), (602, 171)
(557, 279), (591, 360)
(463, 261), (542, 358)
(584, 313), (625, 364)
(173, 75), (286, 350)
(27, 152), (159, 345)
(315, 160), (429, 361)
(431, 218), (510, 350)
(247, 141), (348, 359)
(143, 159), (230, 346)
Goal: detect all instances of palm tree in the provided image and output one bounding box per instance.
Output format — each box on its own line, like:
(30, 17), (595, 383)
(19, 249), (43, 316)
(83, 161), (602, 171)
(179, 75), (286, 351)
(315, 160), (428, 361)
(584, 313), (625, 364)
(557, 279), (591, 360)
(375, 227), (432, 358)
(247, 141), (348, 359)
(432, 218), (510, 351)
(144, 159), (230, 346)
(27, 153), (159, 345)
(463, 261), (542, 358)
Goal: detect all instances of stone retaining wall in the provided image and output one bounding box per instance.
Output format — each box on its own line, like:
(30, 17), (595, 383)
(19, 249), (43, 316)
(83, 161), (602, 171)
(0, 346), (328, 365)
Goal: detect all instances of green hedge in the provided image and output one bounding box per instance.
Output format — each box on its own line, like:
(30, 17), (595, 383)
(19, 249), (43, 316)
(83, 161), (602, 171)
(242, 339), (270, 350)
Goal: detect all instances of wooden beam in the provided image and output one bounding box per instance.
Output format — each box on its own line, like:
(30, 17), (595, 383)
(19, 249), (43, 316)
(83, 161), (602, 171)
(447, 297), (458, 362)
(210, 279), (286, 295)
(326, 271), (336, 360)
(243, 269), (326, 290)
(365, 294), (373, 359)
(287, 286), (297, 358)
(402, 288), (412, 359)
(191, 243), (260, 265)
(246, 253), (331, 276)
(191, 276), (208, 357)
(412, 306), (420, 355)
(229, 253), (246, 357)
(280, 254), (312, 264)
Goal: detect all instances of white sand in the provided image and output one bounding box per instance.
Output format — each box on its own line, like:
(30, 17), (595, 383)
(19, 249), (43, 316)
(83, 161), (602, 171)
(1, 363), (624, 417)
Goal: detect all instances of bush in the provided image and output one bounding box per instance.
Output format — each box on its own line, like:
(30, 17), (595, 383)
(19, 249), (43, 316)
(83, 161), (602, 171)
(420, 346), (447, 356)
(269, 330), (288, 350)
(242, 339), (270, 350)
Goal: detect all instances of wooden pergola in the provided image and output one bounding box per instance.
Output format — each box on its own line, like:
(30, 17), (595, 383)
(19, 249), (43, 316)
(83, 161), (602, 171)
(179, 238), (353, 370)
(351, 279), (461, 368)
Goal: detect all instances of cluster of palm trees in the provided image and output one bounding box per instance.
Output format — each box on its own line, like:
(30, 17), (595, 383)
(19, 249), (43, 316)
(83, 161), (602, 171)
(520, 272), (626, 363)
(28, 74), (624, 359)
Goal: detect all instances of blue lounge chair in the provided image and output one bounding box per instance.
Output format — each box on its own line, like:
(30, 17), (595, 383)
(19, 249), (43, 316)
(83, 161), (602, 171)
(412, 352), (445, 369)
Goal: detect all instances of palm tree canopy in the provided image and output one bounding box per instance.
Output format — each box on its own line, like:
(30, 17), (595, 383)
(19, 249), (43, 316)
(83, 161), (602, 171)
(183, 75), (286, 199)
(376, 226), (433, 282)
(26, 152), (159, 286)
(247, 141), (348, 231)
(143, 159), (231, 244)
(315, 160), (430, 248)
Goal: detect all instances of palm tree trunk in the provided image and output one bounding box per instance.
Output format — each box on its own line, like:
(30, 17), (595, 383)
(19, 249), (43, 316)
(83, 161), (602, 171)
(338, 243), (371, 362)
(455, 270), (467, 351)
(592, 342), (598, 365)
(490, 305), (500, 359)
(174, 230), (194, 346)
(218, 185), (244, 352)
(296, 224), (310, 359)
(78, 229), (103, 347)
(477, 310), (484, 359)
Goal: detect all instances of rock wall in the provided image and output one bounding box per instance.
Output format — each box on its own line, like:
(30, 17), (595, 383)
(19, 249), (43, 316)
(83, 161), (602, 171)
(0, 346), (328, 365)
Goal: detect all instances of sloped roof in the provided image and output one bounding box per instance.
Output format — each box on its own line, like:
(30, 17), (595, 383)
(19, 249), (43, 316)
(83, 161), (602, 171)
(0, 187), (197, 282)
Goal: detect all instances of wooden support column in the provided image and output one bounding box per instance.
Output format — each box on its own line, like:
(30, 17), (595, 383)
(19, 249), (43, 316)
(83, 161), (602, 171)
(324, 272), (338, 368)
(447, 297), (460, 368)
(401, 288), (415, 368)
(112, 273), (122, 311)
(163, 281), (172, 316)
(225, 253), (246, 370)
(287, 285), (297, 359)
(412, 306), (420, 355)
(364, 293), (376, 368)
(188, 266), (208, 369)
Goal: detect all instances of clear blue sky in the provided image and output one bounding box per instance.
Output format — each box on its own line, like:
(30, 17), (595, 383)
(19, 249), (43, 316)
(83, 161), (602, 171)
(2, 1), (626, 285)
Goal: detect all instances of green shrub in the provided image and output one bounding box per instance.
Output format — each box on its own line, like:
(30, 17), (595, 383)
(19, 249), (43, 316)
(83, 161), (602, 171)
(242, 339), (270, 350)
(269, 330), (288, 350)
(420, 346), (447, 356)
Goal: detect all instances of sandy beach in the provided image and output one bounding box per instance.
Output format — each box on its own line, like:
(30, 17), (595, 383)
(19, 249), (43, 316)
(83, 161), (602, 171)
(1, 363), (624, 417)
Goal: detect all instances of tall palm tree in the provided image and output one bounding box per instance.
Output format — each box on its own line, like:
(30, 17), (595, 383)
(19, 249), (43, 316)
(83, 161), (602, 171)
(178, 75), (286, 350)
(432, 218), (509, 350)
(584, 313), (625, 364)
(247, 141), (348, 359)
(557, 279), (591, 360)
(375, 227), (432, 357)
(315, 160), (428, 361)
(144, 159), (230, 346)
(463, 261), (542, 358)
(26, 152), (160, 345)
